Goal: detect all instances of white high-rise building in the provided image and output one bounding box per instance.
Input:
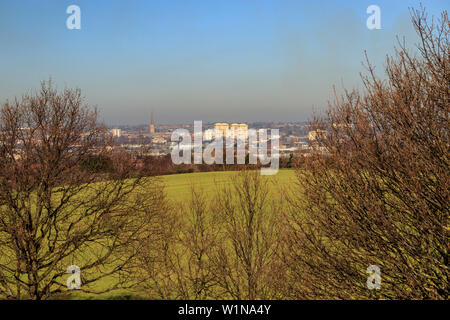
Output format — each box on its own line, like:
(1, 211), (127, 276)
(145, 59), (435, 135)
(204, 129), (214, 141)
(110, 128), (121, 138)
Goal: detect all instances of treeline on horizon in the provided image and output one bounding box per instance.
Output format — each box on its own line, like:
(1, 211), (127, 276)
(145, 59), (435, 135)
(80, 152), (297, 177)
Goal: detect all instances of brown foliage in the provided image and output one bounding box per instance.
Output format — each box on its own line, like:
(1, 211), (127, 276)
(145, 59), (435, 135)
(282, 8), (449, 299)
(208, 170), (282, 299)
(0, 81), (165, 299)
(134, 170), (282, 299)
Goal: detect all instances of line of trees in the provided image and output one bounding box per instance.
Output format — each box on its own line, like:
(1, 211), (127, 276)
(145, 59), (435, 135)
(129, 170), (283, 299)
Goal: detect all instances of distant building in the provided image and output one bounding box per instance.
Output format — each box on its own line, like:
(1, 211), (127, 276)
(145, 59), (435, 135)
(152, 136), (166, 144)
(308, 129), (327, 141)
(204, 129), (214, 141)
(214, 122), (248, 139)
(214, 123), (229, 137)
(230, 123), (248, 139)
(230, 123), (239, 131)
(110, 128), (121, 138)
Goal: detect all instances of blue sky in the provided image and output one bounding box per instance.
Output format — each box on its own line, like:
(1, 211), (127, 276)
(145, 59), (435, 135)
(0, 0), (448, 125)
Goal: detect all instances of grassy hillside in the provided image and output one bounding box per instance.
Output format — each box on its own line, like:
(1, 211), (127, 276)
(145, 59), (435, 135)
(56, 169), (296, 299)
(162, 169), (296, 202)
(63, 169), (296, 299)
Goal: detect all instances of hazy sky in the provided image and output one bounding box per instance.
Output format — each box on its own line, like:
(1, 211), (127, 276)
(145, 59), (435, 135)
(0, 0), (448, 125)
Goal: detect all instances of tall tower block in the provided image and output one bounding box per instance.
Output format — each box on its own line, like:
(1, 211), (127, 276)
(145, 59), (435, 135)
(150, 111), (155, 134)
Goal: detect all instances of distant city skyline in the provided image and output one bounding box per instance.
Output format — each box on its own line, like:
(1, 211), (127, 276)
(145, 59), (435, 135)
(1, 0), (448, 125)
(108, 118), (309, 127)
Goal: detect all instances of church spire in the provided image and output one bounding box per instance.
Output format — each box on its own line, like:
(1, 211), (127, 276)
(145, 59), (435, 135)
(150, 111), (155, 134)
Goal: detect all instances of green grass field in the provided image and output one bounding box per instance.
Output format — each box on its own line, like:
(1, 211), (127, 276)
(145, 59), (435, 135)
(65, 169), (296, 299)
(162, 169), (296, 201)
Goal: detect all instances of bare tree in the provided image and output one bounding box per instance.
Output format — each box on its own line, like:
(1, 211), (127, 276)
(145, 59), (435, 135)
(210, 170), (282, 299)
(135, 171), (283, 300)
(133, 185), (219, 299)
(130, 197), (181, 299)
(282, 7), (449, 299)
(0, 81), (164, 299)
(174, 186), (219, 299)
